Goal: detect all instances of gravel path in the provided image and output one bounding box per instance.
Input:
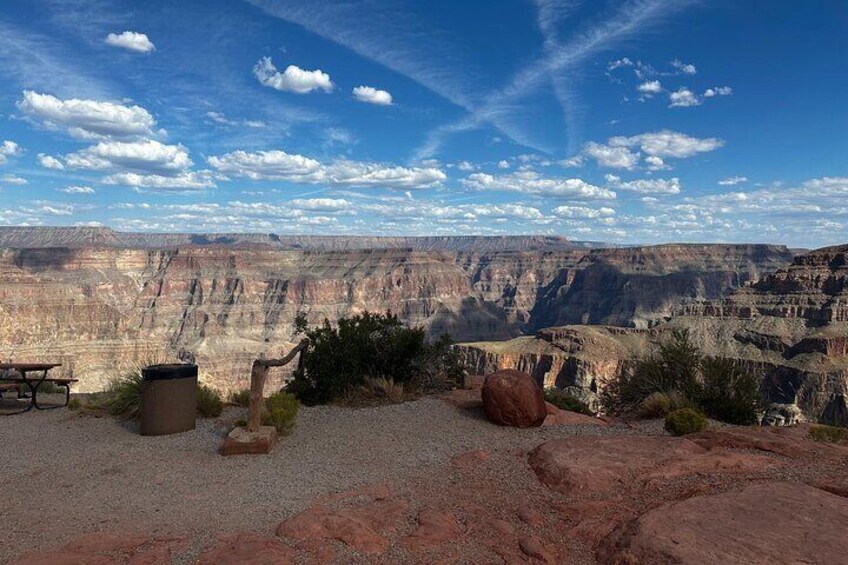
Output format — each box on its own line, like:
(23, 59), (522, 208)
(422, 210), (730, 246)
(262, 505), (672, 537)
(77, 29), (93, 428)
(0, 396), (624, 563)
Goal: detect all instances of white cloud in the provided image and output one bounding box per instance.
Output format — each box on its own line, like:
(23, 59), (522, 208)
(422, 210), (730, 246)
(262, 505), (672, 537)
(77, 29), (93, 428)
(704, 86), (733, 97)
(644, 155), (668, 170)
(552, 205), (616, 219)
(105, 31), (155, 53)
(288, 198), (352, 211)
(583, 142), (640, 169)
(60, 185), (95, 194)
(455, 161), (476, 172)
(607, 57), (634, 71)
(611, 177), (682, 194)
(0, 140), (22, 164)
(669, 87), (701, 107)
(64, 139), (192, 173)
(103, 171), (215, 190)
(610, 130), (724, 159)
(37, 153), (65, 169)
(462, 170), (615, 200)
(352, 85), (393, 105)
(18, 91), (156, 139)
(671, 59), (696, 74)
(497, 160), (510, 169)
(207, 111), (266, 129)
(718, 176), (747, 186)
(637, 80), (662, 94)
(208, 149), (446, 190)
(1, 174), (28, 185)
(253, 57), (333, 94)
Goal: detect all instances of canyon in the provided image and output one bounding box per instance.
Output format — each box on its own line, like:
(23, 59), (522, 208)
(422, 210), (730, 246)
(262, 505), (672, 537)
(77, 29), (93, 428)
(461, 244), (848, 425)
(0, 227), (796, 394)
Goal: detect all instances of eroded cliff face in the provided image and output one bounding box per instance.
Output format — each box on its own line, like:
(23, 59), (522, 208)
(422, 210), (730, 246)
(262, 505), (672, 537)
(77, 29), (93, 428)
(0, 235), (793, 393)
(459, 245), (848, 425)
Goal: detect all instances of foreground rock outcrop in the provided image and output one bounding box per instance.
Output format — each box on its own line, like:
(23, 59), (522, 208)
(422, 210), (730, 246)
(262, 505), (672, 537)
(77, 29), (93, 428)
(481, 369), (547, 427)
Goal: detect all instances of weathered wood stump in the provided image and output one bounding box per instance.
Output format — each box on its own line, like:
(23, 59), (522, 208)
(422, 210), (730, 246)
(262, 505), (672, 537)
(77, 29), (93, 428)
(220, 339), (308, 456)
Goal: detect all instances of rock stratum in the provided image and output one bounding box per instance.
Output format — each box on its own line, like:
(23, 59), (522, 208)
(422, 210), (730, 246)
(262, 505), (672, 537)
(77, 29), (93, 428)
(0, 227), (793, 393)
(460, 244), (848, 425)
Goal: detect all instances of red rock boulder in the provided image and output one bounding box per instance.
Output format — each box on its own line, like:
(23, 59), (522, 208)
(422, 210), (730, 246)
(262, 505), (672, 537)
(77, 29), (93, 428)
(481, 369), (547, 428)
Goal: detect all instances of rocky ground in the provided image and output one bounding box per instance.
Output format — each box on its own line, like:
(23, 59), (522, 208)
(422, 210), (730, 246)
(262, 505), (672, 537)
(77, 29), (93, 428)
(2, 389), (847, 564)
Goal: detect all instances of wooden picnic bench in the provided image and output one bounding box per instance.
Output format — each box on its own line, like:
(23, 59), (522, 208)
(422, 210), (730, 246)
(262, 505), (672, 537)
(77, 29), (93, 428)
(0, 363), (77, 414)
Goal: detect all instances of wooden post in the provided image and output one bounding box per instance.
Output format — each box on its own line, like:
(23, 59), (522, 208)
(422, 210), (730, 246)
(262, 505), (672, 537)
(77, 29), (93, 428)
(247, 362), (268, 432)
(246, 339), (309, 433)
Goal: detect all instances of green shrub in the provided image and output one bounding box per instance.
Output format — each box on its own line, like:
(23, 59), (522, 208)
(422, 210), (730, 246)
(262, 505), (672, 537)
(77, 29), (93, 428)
(104, 371), (144, 419)
(638, 390), (692, 418)
(228, 389), (251, 407)
(197, 384), (224, 418)
(664, 408), (707, 436)
(544, 388), (593, 415)
(809, 425), (848, 443)
(602, 330), (702, 415)
(697, 357), (761, 425)
(67, 397), (82, 411)
(287, 311), (465, 405)
(261, 392), (299, 435)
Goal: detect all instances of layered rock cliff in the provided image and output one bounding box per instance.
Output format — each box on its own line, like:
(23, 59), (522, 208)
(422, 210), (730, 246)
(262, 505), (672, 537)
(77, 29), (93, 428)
(0, 229), (793, 393)
(460, 244), (848, 425)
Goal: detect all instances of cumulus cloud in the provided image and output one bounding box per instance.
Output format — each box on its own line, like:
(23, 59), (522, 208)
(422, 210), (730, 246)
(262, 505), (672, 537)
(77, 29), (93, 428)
(637, 80), (662, 94)
(497, 160), (510, 169)
(17, 91), (156, 139)
(37, 153), (65, 169)
(611, 130), (724, 159)
(552, 205), (616, 219)
(671, 59), (697, 75)
(1, 174), (27, 185)
(462, 170), (615, 200)
(669, 87), (701, 107)
(60, 185), (95, 194)
(583, 142), (640, 169)
(253, 57), (333, 94)
(718, 176), (747, 186)
(64, 139), (192, 173)
(609, 176), (682, 194)
(103, 171), (215, 190)
(288, 198), (353, 211)
(704, 86), (733, 97)
(208, 149), (445, 190)
(105, 31), (155, 53)
(352, 85), (393, 105)
(0, 140), (22, 164)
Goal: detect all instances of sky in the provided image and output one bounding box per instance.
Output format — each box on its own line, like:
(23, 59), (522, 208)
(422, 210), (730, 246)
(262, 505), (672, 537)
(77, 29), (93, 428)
(0, 0), (846, 248)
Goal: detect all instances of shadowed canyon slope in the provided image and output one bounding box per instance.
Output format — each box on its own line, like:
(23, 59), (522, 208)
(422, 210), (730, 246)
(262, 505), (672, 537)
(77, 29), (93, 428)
(461, 244), (848, 424)
(0, 228), (793, 392)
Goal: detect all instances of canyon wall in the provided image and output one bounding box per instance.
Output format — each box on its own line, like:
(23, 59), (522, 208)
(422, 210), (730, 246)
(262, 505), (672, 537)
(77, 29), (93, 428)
(459, 244), (848, 425)
(0, 229), (793, 393)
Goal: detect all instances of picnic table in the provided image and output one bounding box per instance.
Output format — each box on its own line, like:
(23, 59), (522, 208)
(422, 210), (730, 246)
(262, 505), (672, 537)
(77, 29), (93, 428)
(0, 363), (76, 414)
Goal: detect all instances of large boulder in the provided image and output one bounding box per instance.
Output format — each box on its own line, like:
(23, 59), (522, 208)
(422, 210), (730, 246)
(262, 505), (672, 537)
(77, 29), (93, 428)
(481, 369), (547, 428)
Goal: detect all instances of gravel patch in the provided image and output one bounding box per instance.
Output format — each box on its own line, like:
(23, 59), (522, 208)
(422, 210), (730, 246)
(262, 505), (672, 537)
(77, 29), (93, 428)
(0, 397), (624, 563)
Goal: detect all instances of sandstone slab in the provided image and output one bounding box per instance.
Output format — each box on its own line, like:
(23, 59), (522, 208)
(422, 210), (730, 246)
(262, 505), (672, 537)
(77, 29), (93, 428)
(402, 507), (463, 550)
(220, 425), (277, 456)
(529, 435), (774, 495)
(197, 533), (297, 565)
(481, 369), (547, 428)
(597, 483), (848, 564)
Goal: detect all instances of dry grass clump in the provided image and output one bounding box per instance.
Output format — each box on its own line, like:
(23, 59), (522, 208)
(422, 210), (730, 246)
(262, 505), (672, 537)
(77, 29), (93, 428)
(809, 425), (848, 443)
(638, 390), (692, 418)
(228, 389), (251, 407)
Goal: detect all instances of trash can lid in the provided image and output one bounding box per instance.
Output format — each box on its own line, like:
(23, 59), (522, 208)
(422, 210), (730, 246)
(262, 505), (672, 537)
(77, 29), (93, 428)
(141, 363), (198, 381)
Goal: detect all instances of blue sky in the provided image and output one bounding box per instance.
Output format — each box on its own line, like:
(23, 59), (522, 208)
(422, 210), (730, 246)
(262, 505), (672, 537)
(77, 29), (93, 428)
(0, 0), (846, 247)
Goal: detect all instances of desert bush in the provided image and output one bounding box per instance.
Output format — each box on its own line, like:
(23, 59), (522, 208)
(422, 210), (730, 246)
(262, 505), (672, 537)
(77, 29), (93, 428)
(287, 311), (465, 405)
(197, 384), (223, 418)
(664, 407), (707, 436)
(228, 389), (251, 407)
(261, 391), (299, 435)
(103, 370), (144, 419)
(602, 330), (762, 425)
(697, 357), (761, 425)
(360, 377), (406, 404)
(544, 388), (593, 415)
(637, 390), (693, 418)
(809, 425), (848, 443)
(67, 397), (82, 411)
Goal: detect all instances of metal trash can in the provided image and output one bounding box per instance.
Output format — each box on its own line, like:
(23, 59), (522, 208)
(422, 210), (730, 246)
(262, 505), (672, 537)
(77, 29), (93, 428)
(139, 363), (198, 436)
